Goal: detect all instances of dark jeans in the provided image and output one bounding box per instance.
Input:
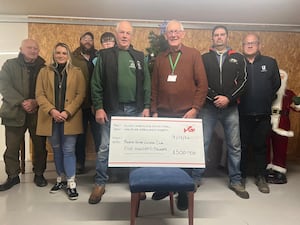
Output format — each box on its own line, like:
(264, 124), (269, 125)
(4, 113), (47, 177)
(240, 115), (271, 178)
(75, 108), (101, 166)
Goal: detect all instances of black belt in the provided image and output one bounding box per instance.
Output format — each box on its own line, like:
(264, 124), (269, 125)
(272, 109), (282, 114)
(272, 109), (289, 116)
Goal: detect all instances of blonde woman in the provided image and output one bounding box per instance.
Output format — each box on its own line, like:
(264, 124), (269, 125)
(36, 43), (86, 200)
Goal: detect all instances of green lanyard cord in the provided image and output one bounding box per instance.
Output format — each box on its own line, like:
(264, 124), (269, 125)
(168, 52), (181, 74)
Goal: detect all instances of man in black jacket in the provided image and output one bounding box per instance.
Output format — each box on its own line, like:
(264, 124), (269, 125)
(239, 33), (281, 194)
(198, 25), (249, 199)
(89, 21), (151, 204)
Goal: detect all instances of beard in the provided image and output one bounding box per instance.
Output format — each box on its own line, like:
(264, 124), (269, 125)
(277, 70), (288, 97)
(80, 43), (95, 55)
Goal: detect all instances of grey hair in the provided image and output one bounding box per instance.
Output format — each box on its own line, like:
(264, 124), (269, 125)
(115, 20), (133, 33)
(166, 20), (184, 32)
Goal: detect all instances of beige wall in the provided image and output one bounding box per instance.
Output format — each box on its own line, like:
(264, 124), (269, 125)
(29, 22), (300, 159)
(0, 20), (299, 161)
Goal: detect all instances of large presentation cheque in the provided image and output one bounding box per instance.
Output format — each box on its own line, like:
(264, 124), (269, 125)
(108, 116), (205, 168)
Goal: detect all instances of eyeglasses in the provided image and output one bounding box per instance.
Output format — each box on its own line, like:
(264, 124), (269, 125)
(166, 30), (183, 35)
(243, 41), (259, 46)
(101, 37), (115, 43)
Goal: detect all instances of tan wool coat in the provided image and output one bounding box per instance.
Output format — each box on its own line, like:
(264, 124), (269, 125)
(35, 65), (86, 136)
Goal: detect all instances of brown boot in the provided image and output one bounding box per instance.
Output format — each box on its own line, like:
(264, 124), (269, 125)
(88, 185), (105, 204)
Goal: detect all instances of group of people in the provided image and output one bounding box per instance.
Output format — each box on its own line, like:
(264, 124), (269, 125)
(0, 20), (298, 211)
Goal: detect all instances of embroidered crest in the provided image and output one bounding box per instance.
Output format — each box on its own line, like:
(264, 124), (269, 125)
(261, 65), (267, 72)
(229, 58), (238, 64)
(129, 60), (136, 69)
(136, 60), (142, 70)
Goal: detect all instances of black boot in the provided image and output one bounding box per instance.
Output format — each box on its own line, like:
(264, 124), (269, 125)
(176, 192), (188, 211)
(272, 171), (287, 184)
(0, 176), (20, 191)
(266, 169), (276, 183)
(34, 174), (48, 187)
(151, 192), (169, 200)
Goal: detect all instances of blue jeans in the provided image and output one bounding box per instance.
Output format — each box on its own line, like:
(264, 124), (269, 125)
(193, 103), (242, 185)
(48, 122), (77, 179)
(95, 104), (141, 186)
(75, 108), (101, 166)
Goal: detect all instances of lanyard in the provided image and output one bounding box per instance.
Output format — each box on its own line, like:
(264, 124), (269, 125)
(168, 52), (181, 74)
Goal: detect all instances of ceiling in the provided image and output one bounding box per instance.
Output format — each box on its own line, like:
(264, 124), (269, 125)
(0, 0), (299, 28)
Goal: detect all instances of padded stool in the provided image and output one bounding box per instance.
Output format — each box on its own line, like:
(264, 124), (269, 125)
(129, 167), (195, 225)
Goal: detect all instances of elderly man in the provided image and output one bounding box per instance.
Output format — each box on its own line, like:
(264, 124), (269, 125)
(0, 39), (48, 191)
(89, 21), (151, 204)
(151, 20), (208, 210)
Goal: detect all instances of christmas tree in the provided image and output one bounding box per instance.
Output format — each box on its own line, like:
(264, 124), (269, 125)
(145, 21), (169, 73)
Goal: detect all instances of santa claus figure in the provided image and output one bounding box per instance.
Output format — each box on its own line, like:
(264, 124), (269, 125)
(266, 69), (299, 184)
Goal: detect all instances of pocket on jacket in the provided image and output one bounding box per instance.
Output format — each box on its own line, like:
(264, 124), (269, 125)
(0, 101), (20, 119)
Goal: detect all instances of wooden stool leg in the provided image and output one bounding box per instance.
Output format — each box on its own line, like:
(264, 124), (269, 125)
(131, 193), (140, 225)
(20, 136), (25, 174)
(188, 192), (194, 225)
(169, 192), (174, 215)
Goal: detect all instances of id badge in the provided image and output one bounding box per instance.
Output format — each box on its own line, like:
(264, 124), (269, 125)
(167, 74), (177, 82)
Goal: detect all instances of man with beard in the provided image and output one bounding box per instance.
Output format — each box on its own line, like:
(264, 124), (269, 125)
(266, 69), (298, 184)
(72, 32), (100, 174)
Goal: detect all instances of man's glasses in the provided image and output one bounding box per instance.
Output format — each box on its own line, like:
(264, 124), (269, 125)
(243, 41), (259, 46)
(166, 30), (183, 35)
(101, 37), (115, 43)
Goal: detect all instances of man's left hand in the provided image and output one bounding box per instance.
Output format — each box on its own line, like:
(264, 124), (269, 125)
(213, 95), (229, 108)
(22, 99), (38, 113)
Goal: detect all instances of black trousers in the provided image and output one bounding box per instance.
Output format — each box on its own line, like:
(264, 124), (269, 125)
(239, 115), (271, 178)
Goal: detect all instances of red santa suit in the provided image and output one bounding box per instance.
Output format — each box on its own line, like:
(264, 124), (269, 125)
(266, 69), (297, 176)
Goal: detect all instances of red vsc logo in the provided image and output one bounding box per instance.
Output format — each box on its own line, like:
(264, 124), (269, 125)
(184, 126), (195, 133)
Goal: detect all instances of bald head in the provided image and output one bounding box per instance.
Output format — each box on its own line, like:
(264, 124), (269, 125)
(20, 39), (40, 63)
(242, 33), (260, 61)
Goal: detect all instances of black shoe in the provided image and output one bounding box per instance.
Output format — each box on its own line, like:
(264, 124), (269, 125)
(67, 188), (79, 200)
(50, 181), (67, 193)
(176, 192), (188, 211)
(34, 175), (48, 187)
(0, 176), (20, 191)
(151, 192), (169, 200)
(267, 171), (287, 184)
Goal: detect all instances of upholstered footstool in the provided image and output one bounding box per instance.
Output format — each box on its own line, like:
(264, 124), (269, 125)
(129, 167), (195, 225)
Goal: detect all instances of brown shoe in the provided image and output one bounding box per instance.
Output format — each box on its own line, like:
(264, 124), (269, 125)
(88, 185), (105, 204)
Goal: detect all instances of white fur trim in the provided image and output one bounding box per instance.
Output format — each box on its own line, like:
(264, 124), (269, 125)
(273, 128), (294, 137)
(267, 164), (273, 170)
(272, 164), (287, 174)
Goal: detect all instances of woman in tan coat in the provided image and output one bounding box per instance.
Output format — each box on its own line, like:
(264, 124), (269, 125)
(36, 42), (86, 200)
